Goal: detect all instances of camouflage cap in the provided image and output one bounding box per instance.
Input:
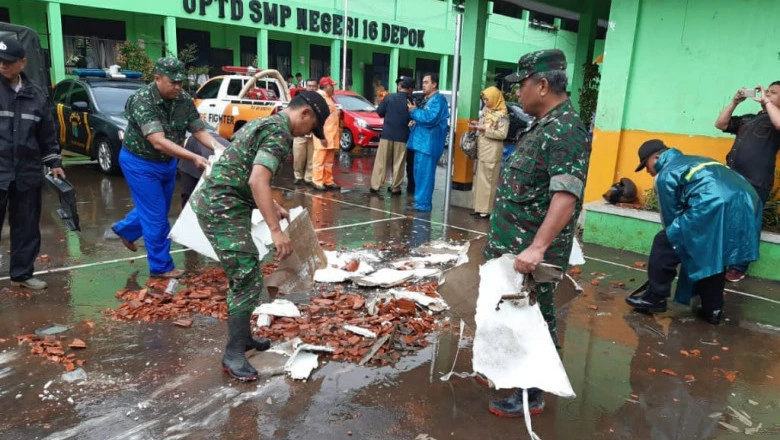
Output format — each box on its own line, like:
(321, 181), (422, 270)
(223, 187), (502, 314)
(504, 49), (567, 83)
(154, 57), (186, 81)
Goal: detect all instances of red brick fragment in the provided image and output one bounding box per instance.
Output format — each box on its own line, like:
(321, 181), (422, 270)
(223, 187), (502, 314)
(173, 319), (193, 328)
(343, 260), (359, 272)
(68, 338), (87, 349)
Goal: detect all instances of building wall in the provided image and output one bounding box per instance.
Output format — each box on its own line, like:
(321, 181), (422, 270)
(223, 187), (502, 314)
(485, 12), (579, 81)
(0, 0), (605, 98)
(587, 0), (780, 203)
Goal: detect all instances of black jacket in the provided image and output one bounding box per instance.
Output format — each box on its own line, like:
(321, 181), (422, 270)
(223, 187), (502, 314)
(0, 72), (61, 191)
(179, 130), (230, 179)
(376, 92), (411, 143)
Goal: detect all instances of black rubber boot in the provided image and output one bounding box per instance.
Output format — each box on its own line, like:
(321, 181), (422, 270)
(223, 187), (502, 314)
(222, 315), (259, 381)
(488, 388), (545, 418)
(246, 336), (271, 352)
(625, 292), (667, 314)
(696, 307), (723, 325)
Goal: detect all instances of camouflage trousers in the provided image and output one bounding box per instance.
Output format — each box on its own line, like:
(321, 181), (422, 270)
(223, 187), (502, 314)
(211, 248), (269, 316)
(535, 281), (560, 349)
(195, 210), (269, 316)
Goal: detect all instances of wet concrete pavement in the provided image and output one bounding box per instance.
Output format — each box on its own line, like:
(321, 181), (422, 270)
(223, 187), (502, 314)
(1, 151), (780, 439)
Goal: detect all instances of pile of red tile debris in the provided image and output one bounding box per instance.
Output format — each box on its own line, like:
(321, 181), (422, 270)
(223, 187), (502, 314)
(104, 265), (281, 325)
(254, 281), (448, 366)
(104, 267), (238, 324)
(16, 321), (94, 371)
(103, 263), (449, 366)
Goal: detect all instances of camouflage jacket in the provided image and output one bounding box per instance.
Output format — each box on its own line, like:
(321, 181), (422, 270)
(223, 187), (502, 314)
(192, 113), (293, 218)
(123, 83), (206, 161)
(484, 99), (590, 268)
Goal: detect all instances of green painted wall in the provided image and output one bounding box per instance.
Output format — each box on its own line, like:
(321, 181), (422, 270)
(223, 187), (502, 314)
(593, 0), (639, 132)
(582, 210), (661, 255)
(583, 209), (780, 282)
(599, 0), (780, 137)
(484, 14), (579, 81)
(593, 39), (605, 61)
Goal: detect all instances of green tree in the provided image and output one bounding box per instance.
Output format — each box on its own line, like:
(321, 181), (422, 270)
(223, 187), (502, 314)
(116, 41), (153, 81)
(578, 61), (601, 127)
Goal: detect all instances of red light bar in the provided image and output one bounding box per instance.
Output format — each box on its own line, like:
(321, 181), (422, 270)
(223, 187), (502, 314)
(221, 66), (262, 74)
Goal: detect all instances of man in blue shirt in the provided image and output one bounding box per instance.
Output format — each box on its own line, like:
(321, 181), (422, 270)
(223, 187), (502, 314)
(407, 73), (449, 212)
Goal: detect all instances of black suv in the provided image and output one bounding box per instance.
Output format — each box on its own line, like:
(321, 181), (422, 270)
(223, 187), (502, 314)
(52, 73), (145, 174)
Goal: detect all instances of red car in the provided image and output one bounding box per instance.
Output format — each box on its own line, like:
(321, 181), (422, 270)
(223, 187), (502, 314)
(333, 90), (384, 152)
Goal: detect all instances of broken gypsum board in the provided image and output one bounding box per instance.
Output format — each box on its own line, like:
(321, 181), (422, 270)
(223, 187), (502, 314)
(344, 324), (377, 339)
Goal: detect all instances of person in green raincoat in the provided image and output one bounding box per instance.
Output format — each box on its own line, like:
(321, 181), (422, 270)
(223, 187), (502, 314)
(627, 140), (762, 325)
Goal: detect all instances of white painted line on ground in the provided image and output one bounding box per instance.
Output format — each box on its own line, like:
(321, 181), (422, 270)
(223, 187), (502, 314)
(585, 256), (780, 306)
(19, 183), (779, 307)
(274, 185), (488, 236)
(0, 249), (189, 281)
(314, 217), (404, 232)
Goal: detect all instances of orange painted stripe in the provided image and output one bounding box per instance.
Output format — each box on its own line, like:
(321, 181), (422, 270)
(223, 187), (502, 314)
(584, 129), (780, 204)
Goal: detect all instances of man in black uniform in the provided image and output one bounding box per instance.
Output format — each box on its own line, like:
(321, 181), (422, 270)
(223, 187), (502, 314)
(0, 38), (65, 290)
(370, 76), (414, 195)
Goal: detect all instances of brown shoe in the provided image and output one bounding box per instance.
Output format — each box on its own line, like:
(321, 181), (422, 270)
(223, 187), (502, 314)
(111, 226), (137, 252)
(152, 269), (185, 279)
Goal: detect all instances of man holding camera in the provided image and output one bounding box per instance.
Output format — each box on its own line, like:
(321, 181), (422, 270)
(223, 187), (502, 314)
(714, 82), (780, 281)
(407, 73), (449, 212)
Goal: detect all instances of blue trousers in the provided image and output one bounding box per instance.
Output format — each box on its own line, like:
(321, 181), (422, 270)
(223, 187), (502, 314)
(113, 148), (177, 274)
(413, 151), (439, 212)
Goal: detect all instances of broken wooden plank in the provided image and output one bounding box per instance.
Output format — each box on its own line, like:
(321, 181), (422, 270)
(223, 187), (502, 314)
(358, 334), (391, 366)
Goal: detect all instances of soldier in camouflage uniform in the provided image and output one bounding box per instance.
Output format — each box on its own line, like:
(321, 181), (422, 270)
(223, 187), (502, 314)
(481, 49), (590, 418)
(112, 57), (218, 278)
(191, 91), (329, 381)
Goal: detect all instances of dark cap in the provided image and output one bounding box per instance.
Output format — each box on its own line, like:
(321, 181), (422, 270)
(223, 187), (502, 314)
(504, 49), (567, 83)
(635, 139), (668, 172)
(396, 75), (415, 89)
(295, 91), (331, 139)
(0, 39), (25, 62)
(154, 57), (186, 81)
